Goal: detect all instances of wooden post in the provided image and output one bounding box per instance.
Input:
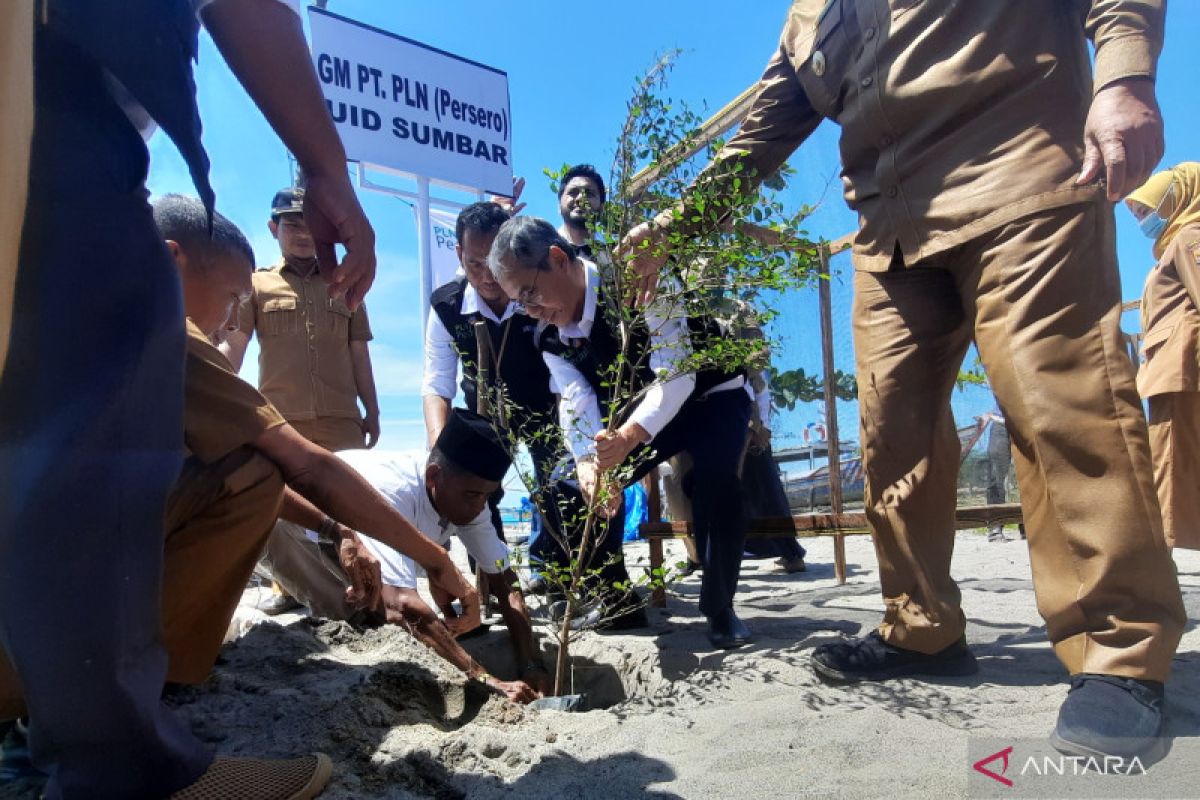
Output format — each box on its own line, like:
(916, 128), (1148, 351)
(817, 245), (847, 584)
(473, 320), (494, 615)
(644, 468), (666, 608)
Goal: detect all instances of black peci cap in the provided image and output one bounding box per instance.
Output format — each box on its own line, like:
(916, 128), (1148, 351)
(435, 409), (512, 482)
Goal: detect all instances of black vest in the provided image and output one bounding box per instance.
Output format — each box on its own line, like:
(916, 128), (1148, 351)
(431, 278), (556, 434)
(537, 291), (744, 426)
(48, 0), (214, 213)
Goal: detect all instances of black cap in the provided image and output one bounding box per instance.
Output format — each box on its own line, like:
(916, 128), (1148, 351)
(271, 187), (304, 218)
(434, 409), (512, 482)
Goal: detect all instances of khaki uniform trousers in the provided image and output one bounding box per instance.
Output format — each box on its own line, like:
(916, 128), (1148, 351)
(0, 5), (33, 711)
(288, 416), (365, 452)
(1147, 392), (1200, 551)
(261, 521), (354, 620)
(261, 415), (360, 613)
(0, 448), (284, 713)
(161, 448), (284, 684)
(853, 200), (1185, 681)
(0, 0), (33, 377)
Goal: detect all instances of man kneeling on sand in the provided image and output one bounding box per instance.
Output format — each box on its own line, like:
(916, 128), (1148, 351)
(156, 193), (485, 687)
(274, 416), (551, 702)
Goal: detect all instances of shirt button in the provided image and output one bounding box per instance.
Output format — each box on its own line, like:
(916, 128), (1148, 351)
(865, 27), (876, 40)
(886, 186), (898, 198)
(812, 50), (826, 77)
(860, 75), (873, 88)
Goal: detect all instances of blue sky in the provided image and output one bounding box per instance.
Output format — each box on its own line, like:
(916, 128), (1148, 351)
(147, 1), (1200, 462)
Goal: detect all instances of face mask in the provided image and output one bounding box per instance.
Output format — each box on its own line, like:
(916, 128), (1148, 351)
(1139, 212), (1167, 240)
(1138, 179), (1174, 241)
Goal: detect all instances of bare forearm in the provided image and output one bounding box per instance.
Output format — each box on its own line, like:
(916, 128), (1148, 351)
(219, 330), (250, 372)
(497, 590), (536, 667)
(202, 0), (347, 178)
(392, 601), (479, 676)
(413, 617), (478, 675)
(351, 342), (380, 416)
(290, 451), (449, 572)
(279, 486), (326, 530)
(422, 395), (451, 448)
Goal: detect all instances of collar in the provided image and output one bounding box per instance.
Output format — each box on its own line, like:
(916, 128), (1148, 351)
(557, 258), (600, 341)
(461, 282), (519, 323)
(419, 471), (451, 530)
(278, 257), (319, 279)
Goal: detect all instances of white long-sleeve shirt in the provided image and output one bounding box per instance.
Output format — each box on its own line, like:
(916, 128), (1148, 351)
(543, 260), (742, 463)
(421, 282), (522, 400)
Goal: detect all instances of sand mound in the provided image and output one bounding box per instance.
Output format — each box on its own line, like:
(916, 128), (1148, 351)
(7, 535), (1200, 799)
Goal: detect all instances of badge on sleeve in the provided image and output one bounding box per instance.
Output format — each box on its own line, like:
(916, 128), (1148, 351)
(1190, 240), (1200, 267)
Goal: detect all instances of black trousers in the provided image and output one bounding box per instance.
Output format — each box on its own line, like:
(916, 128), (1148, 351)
(741, 444), (806, 561)
(536, 387), (751, 617)
(0, 24), (211, 799)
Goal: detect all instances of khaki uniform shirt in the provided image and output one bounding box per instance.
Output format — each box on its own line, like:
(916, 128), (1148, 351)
(238, 259), (373, 422)
(1139, 223), (1200, 398)
(184, 320), (286, 464)
(679, 0), (1164, 271)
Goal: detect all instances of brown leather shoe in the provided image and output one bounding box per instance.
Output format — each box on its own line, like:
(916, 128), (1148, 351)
(169, 753), (333, 800)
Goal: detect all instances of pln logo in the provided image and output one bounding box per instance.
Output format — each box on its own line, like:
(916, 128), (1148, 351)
(974, 746), (1014, 788)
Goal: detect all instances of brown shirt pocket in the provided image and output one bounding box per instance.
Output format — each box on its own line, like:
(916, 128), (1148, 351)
(792, 0), (852, 119)
(259, 294), (299, 337)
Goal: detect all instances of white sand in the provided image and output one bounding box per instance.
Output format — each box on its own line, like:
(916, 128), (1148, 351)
(146, 534), (1200, 798)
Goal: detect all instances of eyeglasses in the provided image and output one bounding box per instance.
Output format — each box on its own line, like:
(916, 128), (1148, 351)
(516, 265), (545, 309)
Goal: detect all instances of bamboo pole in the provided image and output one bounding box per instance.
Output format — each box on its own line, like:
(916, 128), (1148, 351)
(817, 245), (847, 584)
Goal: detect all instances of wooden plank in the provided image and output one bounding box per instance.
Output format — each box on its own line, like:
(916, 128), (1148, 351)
(952, 503), (1024, 529)
(639, 505), (1023, 609)
(639, 505), (1023, 540)
(625, 83), (758, 200)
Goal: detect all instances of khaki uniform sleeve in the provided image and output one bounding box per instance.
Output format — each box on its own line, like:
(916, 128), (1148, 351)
(1085, 0), (1165, 92)
(184, 323), (286, 464)
(349, 301), (373, 342)
(1171, 232), (1200, 312)
(655, 35), (819, 236)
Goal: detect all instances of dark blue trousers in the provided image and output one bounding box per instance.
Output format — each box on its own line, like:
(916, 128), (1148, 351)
(536, 387), (751, 618)
(0, 25), (211, 799)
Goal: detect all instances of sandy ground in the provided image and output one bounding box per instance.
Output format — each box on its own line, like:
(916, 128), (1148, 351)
(8, 532), (1200, 799)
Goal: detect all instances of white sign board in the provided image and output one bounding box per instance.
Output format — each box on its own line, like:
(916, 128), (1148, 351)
(308, 7), (513, 196)
(424, 206), (463, 293)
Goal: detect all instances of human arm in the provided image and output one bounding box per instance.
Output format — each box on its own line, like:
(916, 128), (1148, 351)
(278, 487), (382, 610)
(253, 423), (480, 633)
(350, 341), (380, 447)
(421, 310), (459, 447)
(383, 586), (540, 703)
(457, 519), (548, 694)
(595, 301), (697, 471)
(1169, 232), (1200, 311)
(218, 295), (255, 371)
(543, 349), (618, 515)
(487, 569), (550, 695)
(1077, 0), (1166, 200)
(200, 0), (376, 308)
